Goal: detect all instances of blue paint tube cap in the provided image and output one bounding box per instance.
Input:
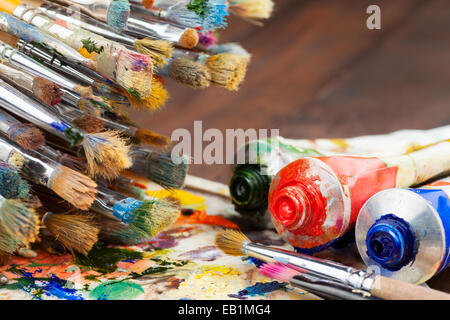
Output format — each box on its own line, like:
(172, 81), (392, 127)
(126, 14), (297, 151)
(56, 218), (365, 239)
(366, 214), (417, 271)
(113, 197), (143, 223)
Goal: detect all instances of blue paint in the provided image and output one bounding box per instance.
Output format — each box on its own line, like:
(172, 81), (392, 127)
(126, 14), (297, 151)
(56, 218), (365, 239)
(0, 13), (48, 43)
(106, 0), (130, 32)
(228, 281), (286, 299)
(113, 197), (143, 222)
(366, 214), (418, 271)
(50, 121), (70, 133)
(409, 188), (450, 272)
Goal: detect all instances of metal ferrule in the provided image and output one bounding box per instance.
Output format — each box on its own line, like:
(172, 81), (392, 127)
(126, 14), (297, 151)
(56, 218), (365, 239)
(126, 15), (184, 43)
(0, 135), (56, 187)
(0, 78), (71, 140)
(13, 4), (52, 29)
(244, 242), (375, 292)
(0, 42), (77, 91)
(17, 40), (95, 86)
(92, 185), (127, 217)
(38, 3), (136, 47)
(61, 88), (82, 107)
(129, 145), (150, 175)
(0, 109), (22, 136)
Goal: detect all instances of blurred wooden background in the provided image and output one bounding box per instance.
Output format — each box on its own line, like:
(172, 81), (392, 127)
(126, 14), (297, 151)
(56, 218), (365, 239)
(133, 0), (450, 184)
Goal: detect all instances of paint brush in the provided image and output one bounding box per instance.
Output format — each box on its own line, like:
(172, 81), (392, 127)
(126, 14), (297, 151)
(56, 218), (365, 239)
(208, 42), (251, 60)
(227, 0), (274, 23)
(171, 48), (248, 90)
(0, 194), (39, 255)
(0, 109), (45, 151)
(0, 11), (97, 70)
(6, 4), (154, 101)
(92, 185), (180, 239)
(130, 0), (229, 31)
(0, 62), (63, 106)
(0, 78), (132, 179)
(258, 263), (379, 300)
(97, 214), (148, 245)
(0, 134), (97, 210)
(0, 161), (31, 200)
(50, 0), (131, 33)
(129, 146), (189, 189)
(42, 211), (99, 255)
(53, 101), (171, 147)
(0, 41), (117, 112)
(215, 229), (450, 300)
(38, 2), (173, 67)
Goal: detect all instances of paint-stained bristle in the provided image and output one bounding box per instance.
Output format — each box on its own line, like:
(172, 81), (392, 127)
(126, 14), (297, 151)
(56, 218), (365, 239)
(107, 0), (131, 33)
(135, 38), (173, 67)
(8, 123), (45, 150)
(147, 152), (188, 189)
(143, 0), (154, 9)
(135, 128), (171, 148)
(169, 58), (211, 88)
(83, 130), (132, 179)
(122, 75), (168, 111)
(178, 28), (199, 49)
(114, 46), (153, 100)
(0, 198), (39, 254)
(50, 165), (97, 210)
(0, 251), (11, 266)
(215, 229), (250, 256)
(73, 115), (105, 134)
(32, 77), (63, 106)
(206, 53), (248, 90)
(0, 161), (30, 199)
(229, 0), (274, 19)
(73, 85), (94, 98)
(128, 198), (180, 238)
(258, 263), (299, 283)
(58, 153), (87, 173)
(43, 212), (99, 256)
(98, 215), (146, 245)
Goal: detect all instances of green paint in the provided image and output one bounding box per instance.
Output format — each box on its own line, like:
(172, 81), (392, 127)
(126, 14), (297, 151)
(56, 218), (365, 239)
(127, 88), (141, 99)
(151, 258), (188, 267)
(81, 38), (104, 54)
(187, 0), (208, 17)
(26, 262), (58, 268)
(89, 281), (144, 300)
(128, 266), (171, 279)
(64, 127), (84, 146)
(84, 274), (101, 282)
(74, 245), (143, 274)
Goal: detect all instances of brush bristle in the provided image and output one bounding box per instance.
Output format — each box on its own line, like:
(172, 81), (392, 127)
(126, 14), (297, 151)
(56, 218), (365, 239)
(258, 263), (299, 282)
(205, 53), (248, 90)
(127, 198), (180, 238)
(169, 58), (211, 88)
(32, 77), (63, 105)
(58, 153), (87, 173)
(135, 128), (171, 147)
(82, 130), (132, 179)
(43, 212), (99, 256)
(122, 76), (168, 111)
(50, 165), (97, 211)
(135, 38), (173, 67)
(73, 115), (105, 134)
(98, 215), (146, 245)
(73, 85), (94, 98)
(143, 0), (154, 9)
(0, 251), (11, 266)
(7, 123), (45, 150)
(146, 152), (188, 189)
(229, 0), (274, 19)
(209, 43), (251, 60)
(215, 229), (249, 256)
(0, 198), (39, 254)
(178, 28), (199, 49)
(0, 161), (30, 199)
(107, 0), (131, 32)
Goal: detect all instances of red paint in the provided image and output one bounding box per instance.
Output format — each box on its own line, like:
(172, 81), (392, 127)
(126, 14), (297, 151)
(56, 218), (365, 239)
(269, 156), (398, 240)
(175, 210), (239, 229)
(132, 182), (147, 189)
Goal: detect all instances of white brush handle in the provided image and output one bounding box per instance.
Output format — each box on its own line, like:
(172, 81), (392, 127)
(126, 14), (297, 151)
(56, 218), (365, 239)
(184, 175), (230, 198)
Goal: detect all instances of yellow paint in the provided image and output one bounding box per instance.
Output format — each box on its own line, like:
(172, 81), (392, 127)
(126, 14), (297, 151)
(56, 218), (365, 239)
(0, 0), (21, 15)
(78, 48), (96, 59)
(146, 189), (207, 210)
(330, 139), (349, 150)
(142, 249), (172, 259)
(195, 265), (241, 279)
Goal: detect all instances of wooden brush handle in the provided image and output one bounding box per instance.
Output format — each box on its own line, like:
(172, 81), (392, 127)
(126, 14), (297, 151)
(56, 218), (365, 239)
(371, 276), (450, 300)
(185, 175), (230, 198)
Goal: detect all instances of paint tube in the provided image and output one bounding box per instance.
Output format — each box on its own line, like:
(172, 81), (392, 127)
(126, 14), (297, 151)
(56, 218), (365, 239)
(229, 126), (450, 228)
(268, 141), (450, 253)
(355, 177), (450, 284)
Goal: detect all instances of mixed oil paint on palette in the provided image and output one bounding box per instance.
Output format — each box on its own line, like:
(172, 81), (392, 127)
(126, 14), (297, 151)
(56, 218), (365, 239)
(0, 189), (327, 300)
